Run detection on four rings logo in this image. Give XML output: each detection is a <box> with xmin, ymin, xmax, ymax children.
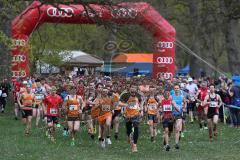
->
<box><xmin>156</xmin><ymin>57</ymin><xmax>173</xmax><ymax>64</ymax></box>
<box><xmin>13</xmin><ymin>39</ymin><xmax>26</xmax><ymax>47</ymax></box>
<box><xmin>111</xmin><ymin>8</ymin><xmax>138</xmax><ymax>19</ymax></box>
<box><xmin>157</xmin><ymin>72</ymin><xmax>173</xmax><ymax>79</ymax></box>
<box><xmin>156</xmin><ymin>41</ymin><xmax>174</xmax><ymax>49</ymax></box>
<box><xmin>12</xmin><ymin>71</ymin><xmax>26</xmax><ymax>78</ymax></box>
<box><xmin>12</xmin><ymin>55</ymin><xmax>26</xmax><ymax>62</ymax></box>
<box><xmin>47</xmin><ymin>7</ymin><xmax>74</xmax><ymax>17</ymax></box>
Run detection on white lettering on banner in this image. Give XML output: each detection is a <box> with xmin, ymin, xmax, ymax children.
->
<box><xmin>12</xmin><ymin>71</ymin><xmax>26</xmax><ymax>78</ymax></box>
<box><xmin>156</xmin><ymin>57</ymin><xmax>173</xmax><ymax>64</ymax></box>
<box><xmin>111</xmin><ymin>8</ymin><xmax>138</xmax><ymax>19</ymax></box>
<box><xmin>14</xmin><ymin>39</ymin><xmax>26</xmax><ymax>47</ymax></box>
<box><xmin>82</xmin><ymin>10</ymin><xmax>103</xmax><ymax>18</ymax></box>
<box><xmin>156</xmin><ymin>41</ymin><xmax>174</xmax><ymax>49</ymax></box>
<box><xmin>157</xmin><ymin>72</ymin><xmax>173</xmax><ymax>79</ymax></box>
<box><xmin>47</xmin><ymin>7</ymin><xmax>74</xmax><ymax>17</ymax></box>
<box><xmin>12</xmin><ymin>55</ymin><xmax>26</xmax><ymax>62</ymax></box>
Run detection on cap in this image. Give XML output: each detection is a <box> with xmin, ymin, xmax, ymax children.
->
<box><xmin>188</xmin><ymin>77</ymin><xmax>193</xmax><ymax>82</ymax></box>
<box><xmin>23</xmin><ymin>81</ymin><xmax>28</xmax><ymax>84</ymax></box>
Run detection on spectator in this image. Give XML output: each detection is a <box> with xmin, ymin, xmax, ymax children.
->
<box><xmin>229</xmin><ymin>76</ymin><xmax>240</xmax><ymax>128</ymax></box>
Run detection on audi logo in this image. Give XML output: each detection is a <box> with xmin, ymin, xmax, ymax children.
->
<box><xmin>157</xmin><ymin>72</ymin><xmax>173</xmax><ymax>79</ymax></box>
<box><xmin>13</xmin><ymin>39</ymin><xmax>26</xmax><ymax>47</ymax></box>
<box><xmin>12</xmin><ymin>70</ymin><xmax>26</xmax><ymax>78</ymax></box>
<box><xmin>156</xmin><ymin>41</ymin><xmax>174</xmax><ymax>49</ymax></box>
<box><xmin>156</xmin><ymin>57</ymin><xmax>173</xmax><ymax>64</ymax></box>
<box><xmin>12</xmin><ymin>55</ymin><xmax>26</xmax><ymax>62</ymax></box>
<box><xmin>47</xmin><ymin>7</ymin><xmax>74</xmax><ymax>17</ymax></box>
<box><xmin>111</xmin><ymin>8</ymin><xmax>138</xmax><ymax>19</ymax></box>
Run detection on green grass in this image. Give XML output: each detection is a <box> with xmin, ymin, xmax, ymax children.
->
<box><xmin>1</xmin><ymin>105</ymin><xmax>240</xmax><ymax>160</ymax></box>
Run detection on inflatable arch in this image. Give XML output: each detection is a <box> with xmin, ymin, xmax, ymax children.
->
<box><xmin>11</xmin><ymin>1</ymin><xmax>176</xmax><ymax>79</ymax></box>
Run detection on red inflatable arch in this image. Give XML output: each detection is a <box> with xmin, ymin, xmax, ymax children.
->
<box><xmin>11</xmin><ymin>1</ymin><xmax>176</xmax><ymax>79</ymax></box>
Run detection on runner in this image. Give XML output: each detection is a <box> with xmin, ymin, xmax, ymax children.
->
<box><xmin>186</xmin><ymin>77</ymin><xmax>198</xmax><ymax>123</ymax></box>
<box><xmin>13</xmin><ymin>79</ymin><xmax>22</xmax><ymax>120</ymax></box>
<box><xmin>43</xmin><ymin>86</ymin><xmax>63</xmax><ymax>143</ymax></box>
<box><xmin>145</xmin><ymin>85</ymin><xmax>159</xmax><ymax>142</ymax></box>
<box><xmin>33</xmin><ymin>81</ymin><xmax>46</xmax><ymax>127</ymax></box>
<box><xmin>84</xmin><ymin>82</ymin><xmax>96</xmax><ymax>139</ymax></box>
<box><xmin>196</xmin><ymin>81</ymin><xmax>209</xmax><ymax>130</ymax></box>
<box><xmin>18</xmin><ymin>85</ymin><xmax>35</xmax><ymax>136</ymax></box>
<box><xmin>63</xmin><ymin>86</ymin><xmax>84</xmax><ymax>146</ymax></box>
<box><xmin>94</xmin><ymin>86</ymin><xmax>114</xmax><ymax>148</ymax></box>
<box><xmin>111</xmin><ymin>82</ymin><xmax>121</xmax><ymax>140</ymax></box>
<box><xmin>171</xmin><ymin>84</ymin><xmax>187</xmax><ymax>149</ymax></box>
<box><xmin>161</xmin><ymin>91</ymin><xmax>177</xmax><ymax>151</ymax></box>
<box><xmin>204</xmin><ymin>84</ymin><xmax>222</xmax><ymax>141</ymax></box>
<box><xmin>120</xmin><ymin>84</ymin><xmax>143</xmax><ymax>152</ymax></box>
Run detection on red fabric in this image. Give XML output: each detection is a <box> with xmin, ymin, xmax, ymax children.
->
<box><xmin>44</xmin><ymin>94</ymin><xmax>63</xmax><ymax>116</ymax></box>
<box><xmin>161</xmin><ymin>99</ymin><xmax>173</xmax><ymax>119</ymax></box>
<box><xmin>11</xmin><ymin>1</ymin><xmax>176</xmax><ymax>80</ymax></box>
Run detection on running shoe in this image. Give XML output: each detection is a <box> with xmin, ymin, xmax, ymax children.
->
<box><xmin>175</xmin><ymin>144</ymin><xmax>180</xmax><ymax>150</ymax></box>
<box><xmin>71</xmin><ymin>139</ymin><xmax>75</xmax><ymax>146</ymax></box>
<box><xmin>166</xmin><ymin>145</ymin><xmax>170</xmax><ymax>151</ymax></box>
<box><xmin>181</xmin><ymin>132</ymin><xmax>185</xmax><ymax>138</ymax></box>
<box><xmin>106</xmin><ymin>138</ymin><xmax>112</xmax><ymax>145</ymax></box>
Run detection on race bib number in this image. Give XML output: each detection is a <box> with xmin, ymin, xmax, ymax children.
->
<box><xmin>35</xmin><ymin>94</ymin><xmax>44</xmax><ymax>100</ymax></box>
<box><xmin>102</xmin><ymin>105</ymin><xmax>111</xmax><ymax>112</ymax></box>
<box><xmin>69</xmin><ymin>105</ymin><xmax>78</xmax><ymax>111</ymax></box>
<box><xmin>163</xmin><ymin>104</ymin><xmax>172</xmax><ymax>112</ymax></box>
<box><xmin>210</xmin><ymin>101</ymin><xmax>218</xmax><ymax>108</ymax></box>
<box><xmin>50</xmin><ymin>108</ymin><xmax>58</xmax><ymax>114</ymax></box>
<box><xmin>128</xmin><ymin>102</ymin><xmax>138</xmax><ymax>109</ymax></box>
<box><xmin>148</xmin><ymin>104</ymin><xmax>157</xmax><ymax>110</ymax></box>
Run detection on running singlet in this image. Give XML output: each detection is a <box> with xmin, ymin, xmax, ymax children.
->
<box><xmin>125</xmin><ymin>96</ymin><xmax>140</xmax><ymax>118</ymax></box>
<box><xmin>22</xmin><ymin>93</ymin><xmax>35</xmax><ymax>109</ymax></box>
<box><xmin>44</xmin><ymin>95</ymin><xmax>62</xmax><ymax>116</ymax></box>
<box><xmin>147</xmin><ymin>97</ymin><xmax>158</xmax><ymax>115</ymax></box>
<box><xmin>198</xmin><ymin>88</ymin><xmax>208</xmax><ymax>104</ymax></box>
<box><xmin>34</xmin><ymin>88</ymin><xmax>45</xmax><ymax>105</ymax></box>
<box><xmin>66</xmin><ymin>95</ymin><xmax>81</xmax><ymax>118</ymax></box>
<box><xmin>13</xmin><ymin>82</ymin><xmax>21</xmax><ymax>100</ymax></box>
<box><xmin>172</xmin><ymin>94</ymin><xmax>184</xmax><ymax>116</ymax></box>
<box><xmin>76</xmin><ymin>85</ymin><xmax>85</xmax><ymax>97</ymax></box>
<box><xmin>161</xmin><ymin>99</ymin><xmax>173</xmax><ymax>119</ymax></box>
<box><xmin>208</xmin><ymin>94</ymin><xmax>219</xmax><ymax>113</ymax></box>
<box><xmin>99</xmin><ymin>97</ymin><xmax>113</xmax><ymax>116</ymax></box>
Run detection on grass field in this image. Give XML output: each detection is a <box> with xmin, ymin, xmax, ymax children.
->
<box><xmin>1</xmin><ymin>105</ymin><xmax>240</xmax><ymax>160</ymax></box>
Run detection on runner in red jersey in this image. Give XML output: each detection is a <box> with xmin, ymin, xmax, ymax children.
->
<box><xmin>43</xmin><ymin>86</ymin><xmax>63</xmax><ymax>143</ymax></box>
<box><xmin>76</xmin><ymin>79</ymin><xmax>85</xmax><ymax>98</ymax></box>
<box><xmin>161</xmin><ymin>91</ymin><xmax>179</xmax><ymax>151</ymax></box>
<box><xmin>196</xmin><ymin>81</ymin><xmax>209</xmax><ymax>130</ymax></box>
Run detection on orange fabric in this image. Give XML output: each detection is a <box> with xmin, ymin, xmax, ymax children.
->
<box><xmin>125</xmin><ymin>96</ymin><xmax>140</xmax><ymax>118</ymax></box>
<box><xmin>98</xmin><ymin>112</ymin><xmax>112</xmax><ymax>125</ymax></box>
<box><xmin>113</xmin><ymin>93</ymin><xmax>121</xmax><ymax>110</ymax></box>
<box><xmin>32</xmin><ymin>83</ymin><xmax>37</xmax><ymax>89</ymax></box>
<box><xmin>22</xmin><ymin>93</ymin><xmax>34</xmax><ymax>107</ymax></box>
<box><xmin>147</xmin><ymin>97</ymin><xmax>158</xmax><ymax>115</ymax></box>
<box><xmin>112</xmin><ymin>53</ymin><xmax>153</xmax><ymax>63</ymax></box>
<box><xmin>91</xmin><ymin>107</ymin><xmax>100</xmax><ymax>119</ymax></box>
<box><xmin>99</xmin><ymin>97</ymin><xmax>113</xmax><ymax>116</ymax></box>
<box><xmin>66</xmin><ymin>95</ymin><xmax>81</xmax><ymax>118</ymax></box>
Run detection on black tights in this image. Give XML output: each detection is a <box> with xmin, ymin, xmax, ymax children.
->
<box><xmin>126</xmin><ymin>121</ymin><xmax>139</xmax><ymax>144</ymax></box>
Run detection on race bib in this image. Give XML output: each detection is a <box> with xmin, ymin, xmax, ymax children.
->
<box><xmin>50</xmin><ymin>108</ymin><xmax>58</xmax><ymax>114</ymax></box>
<box><xmin>163</xmin><ymin>104</ymin><xmax>172</xmax><ymax>112</ymax></box>
<box><xmin>69</xmin><ymin>105</ymin><xmax>78</xmax><ymax>111</ymax></box>
<box><xmin>102</xmin><ymin>105</ymin><xmax>111</xmax><ymax>112</ymax></box>
<box><xmin>35</xmin><ymin>94</ymin><xmax>44</xmax><ymax>100</ymax></box>
<box><xmin>210</xmin><ymin>101</ymin><xmax>218</xmax><ymax>108</ymax></box>
<box><xmin>148</xmin><ymin>104</ymin><xmax>157</xmax><ymax>110</ymax></box>
<box><xmin>128</xmin><ymin>102</ymin><xmax>138</xmax><ymax>109</ymax></box>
